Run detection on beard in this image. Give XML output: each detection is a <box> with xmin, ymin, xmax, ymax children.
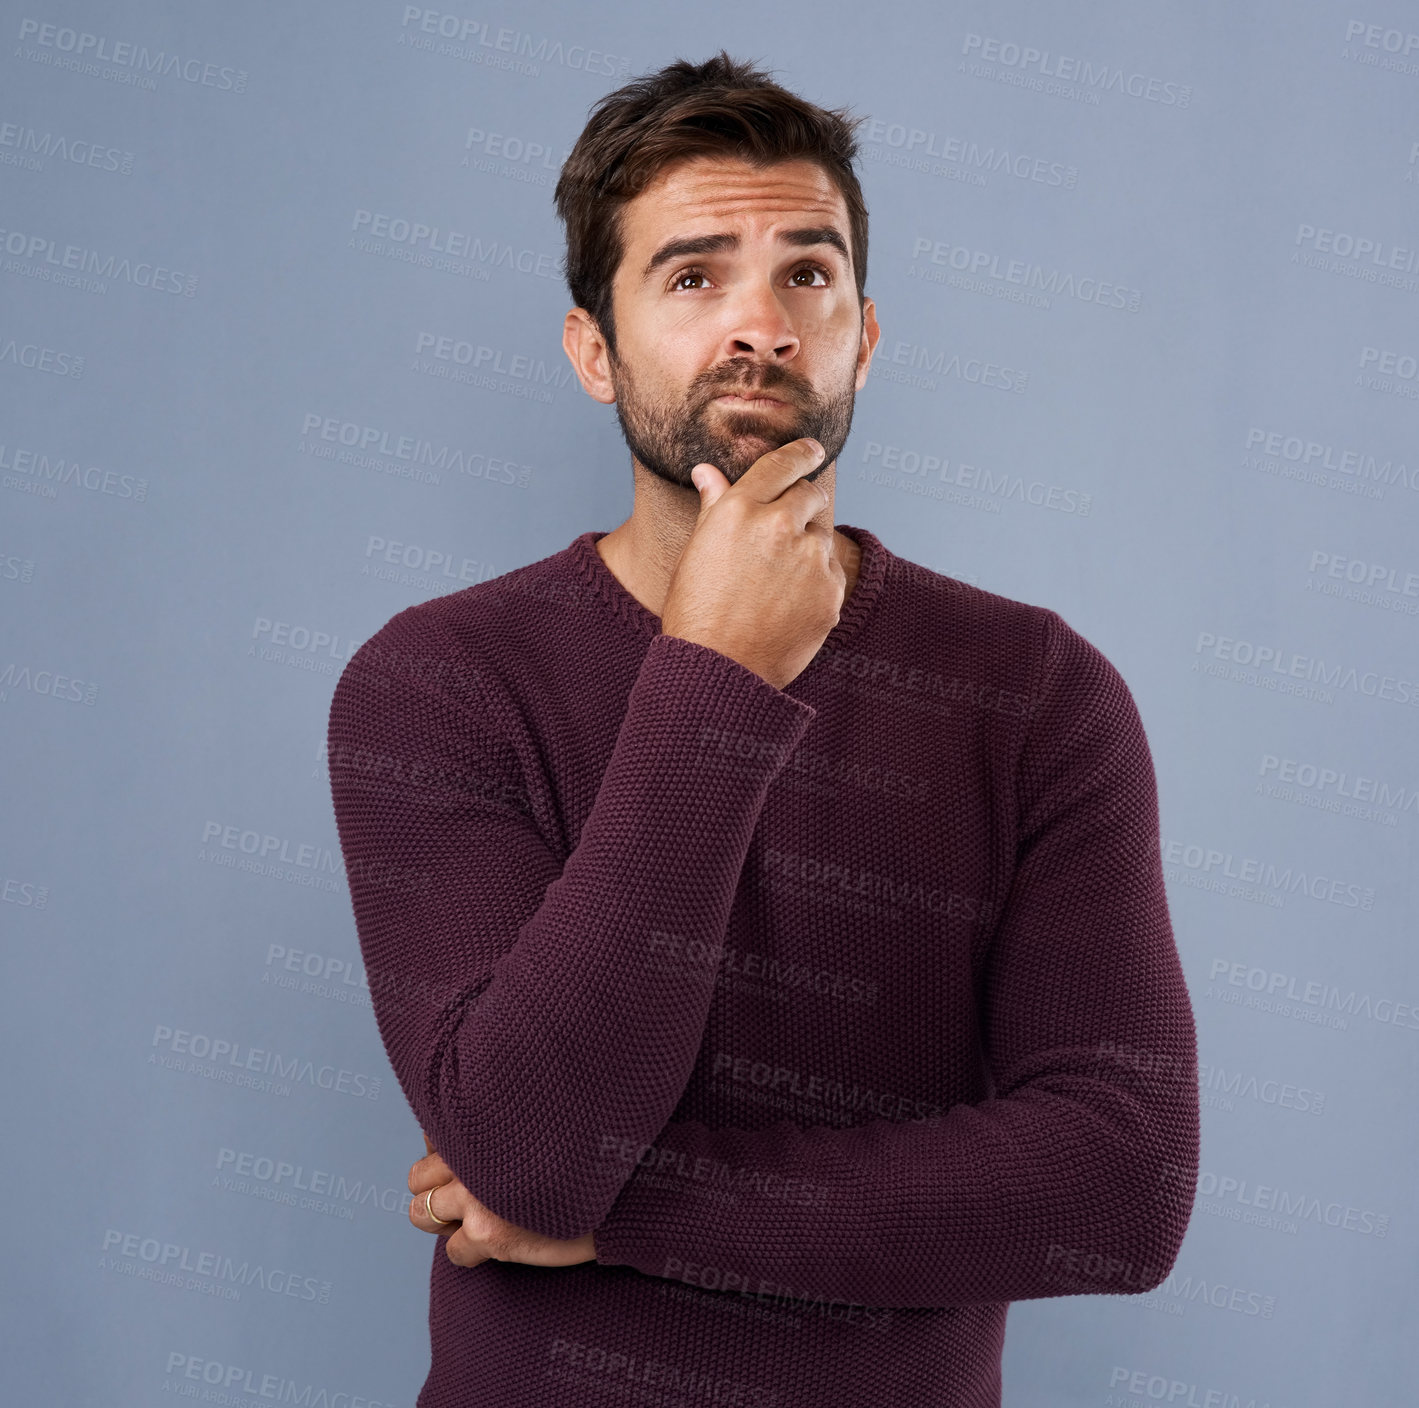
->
<box><xmin>609</xmin><ymin>348</ymin><xmax>858</xmax><ymax>490</ymax></box>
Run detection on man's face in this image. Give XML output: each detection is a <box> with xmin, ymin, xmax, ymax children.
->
<box><xmin>602</xmin><ymin>155</ymin><xmax>876</xmax><ymax>488</ymax></box>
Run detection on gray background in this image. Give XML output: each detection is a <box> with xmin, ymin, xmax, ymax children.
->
<box><xmin>3</xmin><ymin>2</ymin><xmax>1416</xmax><ymax>1404</ymax></box>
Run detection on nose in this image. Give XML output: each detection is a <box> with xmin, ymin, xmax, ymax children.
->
<box><xmin>719</xmin><ymin>278</ymin><xmax>800</xmax><ymax>362</ymax></box>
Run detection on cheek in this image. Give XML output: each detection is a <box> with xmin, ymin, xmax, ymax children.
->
<box><xmin>800</xmin><ymin>320</ymin><xmax>863</xmax><ymax>379</ymax></box>
<box><xmin>799</xmin><ymin>300</ymin><xmax>859</xmax><ymax>346</ymax></box>
<box><xmin>625</xmin><ymin>318</ymin><xmax>711</xmax><ymax>389</ymax></box>
<box><xmin>615</xmin><ymin>356</ymin><xmax>678</xmax><ymax>412</ymax></box>
<box><xmin>658</xmin><ymin>303</ymin><xmax>722</xmax><ymax>350</ymax></box>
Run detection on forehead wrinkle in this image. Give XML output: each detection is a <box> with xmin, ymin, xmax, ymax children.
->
<box><xmin>643</xmin><ymin>159</ymin><xmax>846</xmax><ymax>223</ymax></box>
<box><xmin>643</xmin><ymin>196</ymin><xmax>848</xmax><ymax>251</ymax></box>
<box><xmin>661</xmin><ymin>186</ymin><xmax>843</xmax><ymax>219</ymax></box>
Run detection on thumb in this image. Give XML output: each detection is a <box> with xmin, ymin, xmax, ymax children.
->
<box><xmin>689</xmin><ymin>462</ymin><xmax>727</xmax><ymax>507</ymax></box>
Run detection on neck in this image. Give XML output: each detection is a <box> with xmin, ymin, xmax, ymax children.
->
<box><xmin>594</xmin><ymin>457</ymin><xmax>861</xmax><ymax>622</ymax></box>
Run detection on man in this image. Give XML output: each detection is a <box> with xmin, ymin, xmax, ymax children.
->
<box><xmin>327</xmin><ymin>52</ymin><xmax>1200</xmax><ymax>1408</ymax></box>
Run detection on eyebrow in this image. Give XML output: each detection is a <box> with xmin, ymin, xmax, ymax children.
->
<box><xmin>640</xmin><ymin>226</ymin><xmax>851</xmax><ymax>283</ymax></box>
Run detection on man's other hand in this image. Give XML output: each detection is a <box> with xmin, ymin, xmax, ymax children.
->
<box><xmin>408</xmin><ymin>1136</ymin><xmax>597</xmax><ymax>1269</ymax></box>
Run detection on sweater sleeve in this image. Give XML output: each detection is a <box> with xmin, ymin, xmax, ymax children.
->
<box><xmin>326</xmin><ymin>611</ymin><xmax>818</xmax><ymax>1242</ymax></box>
<box><xmin>590</xmin><ymin>608</ymin><xmax>1201</xmax><ymax>1309</ymax></box>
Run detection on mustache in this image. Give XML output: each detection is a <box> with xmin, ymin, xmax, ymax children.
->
<box><xmin>688</xmin><ymin>360</ymin><xmax>818</xmax><ymax>408</ymax></box>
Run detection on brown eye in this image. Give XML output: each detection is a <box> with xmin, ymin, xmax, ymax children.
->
<box><xmin>673</xmin><ymin>270</ymin><xmax>707</xmax><ymax>290</ymax></box>
<box><xmin>789</xmin><ymin>264</ymin><xmax>829</xmax><ymax>287</ymax></box>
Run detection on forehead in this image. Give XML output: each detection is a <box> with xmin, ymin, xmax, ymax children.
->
<box><xmin>620</xmin><ymin>155</ymin><xmax>849</xmax><ymax>247</ymax></box>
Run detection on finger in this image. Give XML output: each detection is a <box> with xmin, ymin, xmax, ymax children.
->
<box><xmin>734</xmin><ymin>437</ymin><xmax>826</xmax><ymax>505</ymax></box>
<box><xmin>408</xmin><ymin>1151</ymin><xmax>455</xmax><ymax>1195</ymax></box>
<box><xmin>444</xmin><ymin>1225</ymin><xmax>491</xmax><ymax>1269</ymax></box>
<box><xmin>423</xmin><ymin>1132</ymin><xmax>434</xmax><ymax>1156</ymax></box>
<box><xmin>774</xmin><ymin>471</ymin><xmax>833</xmax><ymax>529</ymax></box>
<box><xmin>417</xmin><ymin>1153</ymin><xmax>455</xmax><ymax>1188</ymax></box>
<box><xmin>409</xmin><ymin>1182</ymin><xmax>462</xmax><ymax>1234</ymax></box>
<box><xmin>689</xmin><ymin>461</ymin><xmax>732</xmax><ymax>506</ymax></box>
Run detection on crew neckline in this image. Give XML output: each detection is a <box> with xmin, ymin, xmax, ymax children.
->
<box><xmin>569</xmin><ymin>521</ymin><xmax>890</xmax><ymax>659</ymax></box>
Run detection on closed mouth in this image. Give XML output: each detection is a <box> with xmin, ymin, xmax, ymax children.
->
<box><xmin>714</xmin><ymin>392</ymin><xmax>789</xmax><ymax>408</ymax></box>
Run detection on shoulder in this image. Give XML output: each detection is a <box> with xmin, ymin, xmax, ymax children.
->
<box><xmin>335</xmin><ymin>537</ymin><xmax>589</xmax><ymax>708</ymax></box>
<box><xmin>879</xmin><ymin>548</ymin><xmax>1065</xmax><ymax>698</ymax></box>
<box><xmin>326</xmin><ymin>591</ymin><xmax>534</xmax><ymax>822</ymax></box>
<box><xmin>879</xmin><ymin>545</ymin><xmax>1144</xmax><ymax>772</ymax></box>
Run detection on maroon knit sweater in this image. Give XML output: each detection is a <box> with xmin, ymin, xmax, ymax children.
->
<box><xmin>326</xmin><ymin>523</ymin><xmax>1200</xmax><ymax>1408</ymax></box>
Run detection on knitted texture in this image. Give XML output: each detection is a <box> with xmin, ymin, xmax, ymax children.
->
<box><xmin>326</xmin><ymin>523</ymin><xmax>1200</xmax><ymax>1408</ymax></box>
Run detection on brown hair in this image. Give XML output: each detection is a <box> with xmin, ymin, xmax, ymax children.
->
<box><xmin>554</xmin><ymin>51</ymin><xmax>869</xmax><ymax>357</ymax></box>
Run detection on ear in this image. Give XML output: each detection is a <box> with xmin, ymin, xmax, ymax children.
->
<box><xmin>562</xmin><ymin>307</ymin><xmax>617</xmax><ymax>404</ymax></box>
<box><xmin>854</xmin><ymin>295</ymin><xmax>881</xmax><ymax>392</ymax></box>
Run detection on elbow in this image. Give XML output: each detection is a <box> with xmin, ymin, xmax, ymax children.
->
<box><xmin>426</xmin><ymin>1107</ymin><xmax>637</xmax><ymax>1244</ymax></box>
<box><xmin>1050</xmin><ymin>1132</ymin><xmax>1198</xmax><ymax>1299</ymax></box>
<box><xmin>1038</xmin><ymin>1078</ymin><xmax>1200</xmax><ymax>1300</ymax></box>
<box><xmin>1045</xmin><ymin>1175</ymin><xmax>1193</xmax><ymax>1299</ymax></box>
<box><xmin>1111</xmin><ymin>1141</ymin><xmax>1199</xmax><ymax>1294</ymax></box>
<box><xmin>1145</xmin><ymin>1147</ymin><xmax>1199</xmax><ymax>1286</ymax></box>
<box><xmin>1111</xmin><ymin>1067</ymin><xmax>1201</xmax><ymax>1293</ymax></box>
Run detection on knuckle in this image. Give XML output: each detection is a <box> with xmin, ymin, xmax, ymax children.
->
<box><xmin>762</xmin><ymin>513</ymin><xmax>798</xmax><ymax>546</ymax></box>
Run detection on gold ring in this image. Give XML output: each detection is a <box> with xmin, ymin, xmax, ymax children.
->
<box><xmin>425</xmin><ymin>1184</ymin><xmax>455</xmax><ymax>1226</ymax></box>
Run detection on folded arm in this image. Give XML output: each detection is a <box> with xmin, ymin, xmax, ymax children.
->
<box><xmin>327</xmin><ymin>610</ymin><xmax>818</xmax><ymax>1241</ymax></box>
<box><xmin>590</xmin><ymin>611</ymin><xmax>1201</xmax><ymax>1309</ymax></box>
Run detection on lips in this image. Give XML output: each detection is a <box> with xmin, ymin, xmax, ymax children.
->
<box><xmin>714</xmin><ymin>392</ymin><xmax>790</xmax><ymax>408</ymax></box>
